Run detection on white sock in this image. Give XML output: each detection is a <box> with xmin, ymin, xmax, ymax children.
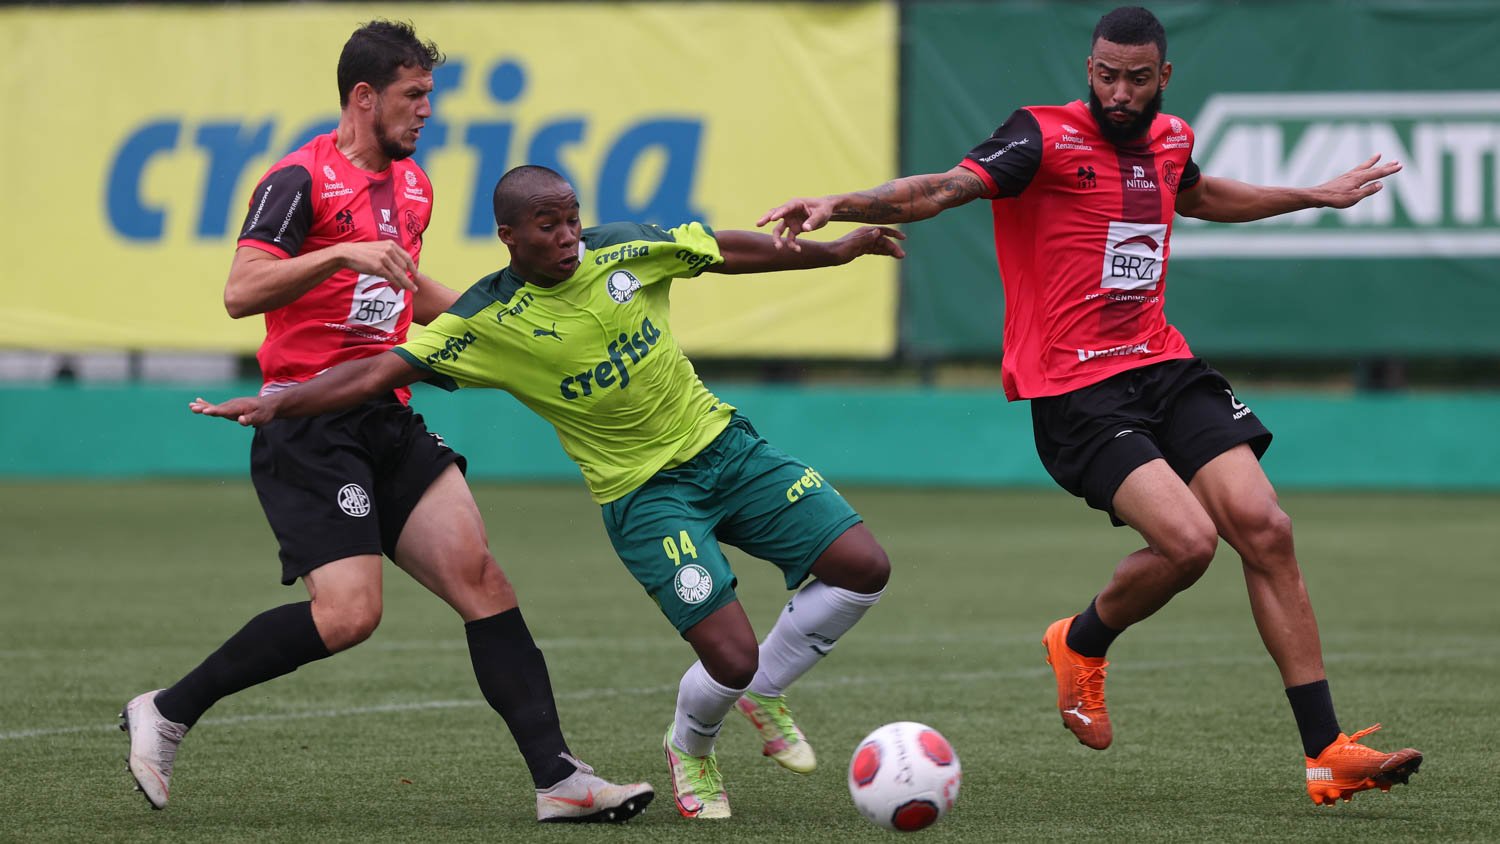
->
<box><xmin>749</xmin><ymin>580</ymin><xmax>884</xmax><ymax>698</ymax></box>
<box><xmin>671</xmin><ymin>660</ymin><xmax>746</xmax><ymax>757</ymax></box>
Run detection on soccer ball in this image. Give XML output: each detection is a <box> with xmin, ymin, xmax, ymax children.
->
<box><xmin>848</xmin><ymin>721</ymin><xmax>961</xmax><ymax>832</ymax></box>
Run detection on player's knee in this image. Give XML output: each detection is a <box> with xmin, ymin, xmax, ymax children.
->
<box><xmin>473</xmin><ymin>553</ymin><xmax>517</xmax><ymax>600</ymax></box>
<box><xmin>703</xmin><ymin>647</ymin><xmax>758</xmax><ymax>690</ymax></box>
<box><xmin>316</xmin><ymin>598</ymin><xmax>383</xmax><ymax>652</ymax></box>
<box><xmin>1239</xmin><ymin>504</ymin><xmax>1295</xmax><ymax>569</ymax></box>
<box><xmin>847</xmin><ymin>544</ymin><xmax>891</xmax><ymax>594</ymax></box>
<box><xmin>1162</xmin><ymin>528</ymin><xmax>1217</xmax><ymax>585</ymax></box>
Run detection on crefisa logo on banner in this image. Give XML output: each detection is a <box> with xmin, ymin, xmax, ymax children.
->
<box><xmin>1176</xmin><ymin>91</ymin><xmax>1500</xmax><ymax>258</ymax></box>
<box><xmin>106</xmin><ymin>58</ymin><xmax>706</xmax><ymax>243</ymax></box>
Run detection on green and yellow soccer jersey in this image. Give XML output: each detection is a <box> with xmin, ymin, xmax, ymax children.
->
<box><xmin>395</xmin><ymin>222</ymin><xmax>735</xmax><ymax>503</ymax></box>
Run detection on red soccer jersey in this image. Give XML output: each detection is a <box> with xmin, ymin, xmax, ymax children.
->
<box><xmin>959</xmin><ymin>100</ymin><xmax>1201</xmax><ymax>400</ymax></box>
<box><xmin>236</xmin><ymin>130</ymin><xmax>433</xmax><ymax>401</ymax></box>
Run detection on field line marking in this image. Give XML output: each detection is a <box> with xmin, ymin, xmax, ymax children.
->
<box><xmin>2</xmin><ymin>647</ymin><xmax>1484</xmax><ymax>742</ymax></box>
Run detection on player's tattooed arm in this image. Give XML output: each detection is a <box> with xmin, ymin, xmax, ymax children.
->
<box><xmin>832</xmin><ymin>168</ymin><xmax>988</xmax><ymax>223</ymax></box>
<box><xmin>757</xmin><ymin>166</ymin><xmax>985</xmax><ymax>250</ymax></box>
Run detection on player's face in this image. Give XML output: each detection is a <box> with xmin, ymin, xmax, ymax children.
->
<box><xmin>501</xmin><ymin>186</ymin><xmax>583</xmax><ymax>286</ymax></box>
<box><xmin>1086</xmin><ymin>39</ymin><xmax>1170</xmax><ymax>144</ymax></box>
<box><xmin>372</xmin><ymin>65</ymin><xmax>435</xmax><ymax>162</ymax></box>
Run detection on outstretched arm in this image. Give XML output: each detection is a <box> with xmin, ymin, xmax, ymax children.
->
<box><xmin>1176</xmin><ymin>154</ymin><xmax>1401</xmax><ymax>223</ymax></box>
<box><xmin>708</xmin><ymin>227</ymin><xmax>906</xmax><ymax>275</ymax></box>
<box><xmin>190</xmin><ymin>351</ymin><xmax>423</xmax><ymax>427</ymax></box>
<box><xmin>756</xmin><ymin>165</ymin><xmax>988</xmax><ymax>250</ymax></box>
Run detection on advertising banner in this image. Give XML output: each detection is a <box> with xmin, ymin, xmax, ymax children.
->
<box><xmin>2</xmin><ymin>3</ymin><xmax>897</xmax><ymax>356</ymax></box>
<box><xmin>902</xmin><ymin>1</ymin><xmax>1500</xmax><ymax>357</ymax></box>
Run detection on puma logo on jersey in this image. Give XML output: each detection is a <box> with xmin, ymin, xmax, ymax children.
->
<box><xmin>533</xmin><ymin>323</ymin><xmax>562</xmax><ymax>341</ymax></box>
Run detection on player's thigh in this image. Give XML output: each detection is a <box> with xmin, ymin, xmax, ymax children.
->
<box><xmin>714</xmin><ymin>427</ymin><xmax>862</xmax><ymax>590</ymax></box>
<box><xmin>601</xmin><ymin>482</ymin><xmax>737</xmax><ymax>637</ymax></box>
<box><xmin>1030</xmin><ymin>372</ymin><xmax>1162</xmax><ymax>526</ymax></box>
<box><xmin>251</xmin><ymin>412</ymin><xmax>386</xmax><ymax>586</ymax></box>
<box><xmin>1112</xmin><ymin>458</ymin><xmax>1218</xmax><ymax>560</ymax></box>
<box><xmin>1187</xmin><ymin>444</ymin><xmax>1288</xmax><ymax>552</ymax></box>
<box><xmin>391</xmin><ymin>463</ymin><xmax>514</xmax><ymax>620</ymax></box>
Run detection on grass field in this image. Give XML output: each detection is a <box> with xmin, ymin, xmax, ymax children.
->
<box><xmin>3</xmin><ymin>480</ymin><xmax>1497</xmax><ymax>842</ymax></box>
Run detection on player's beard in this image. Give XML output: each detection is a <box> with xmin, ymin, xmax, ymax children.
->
<box><xmin>372</xmin><ymin>100</ymin><xmax>416</xmax><ymax>162</ymax></box>
<box><xmin>375</xmin><ymin>122</ymin><xmax>416</xmax><ymax>162</ymax></box>
<box><xmin>1088</xmin><ymin>87</ymin><xmax>1163</xmax><ymax>146</ymax></box>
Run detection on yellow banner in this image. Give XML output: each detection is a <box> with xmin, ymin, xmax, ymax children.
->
<box><xmin>1</xmin><ymin>3</ymin><xmax>896</xmax><ymax>357</ymax></box>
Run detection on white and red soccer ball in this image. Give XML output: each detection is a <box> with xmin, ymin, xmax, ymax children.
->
<box><xmin>848</xmin><ymin>721</ymin><xmax>962</xmax><ymax>832</ymax></box>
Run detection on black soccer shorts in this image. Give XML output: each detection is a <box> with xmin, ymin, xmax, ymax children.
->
<box><xmin>250</xmin><ymin>394</ymin><xmax>465</xmax><ymax>584</ymax></box>
<box><xmin>1030</xmin><ymin>357</ymin><xmax>1272</xmax><ymax>526</ymax></box>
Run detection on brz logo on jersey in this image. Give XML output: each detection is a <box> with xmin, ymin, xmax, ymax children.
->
<box><xmin>673</xmin><ymin>564</ymin><xmax>714</xmax><ymax>605</ymax></box>
<box><xmin>1101</xmin><ymin>221</ymin><xmax>1167</xmax><ymax>290</ymax></box>
<box><xmin>607</xmin><ymin>270</ymin><xmax>641</xmax><ymax>303</ymax></box>
<box><xmin>337</xmin><ymin>483</ymin><xmax>371</xmax><ymax>517</ymax></box>
<box><xmin>323</xmin><ymin>165</ymin><xmax>337</xmax><ymax>181</ymax></box>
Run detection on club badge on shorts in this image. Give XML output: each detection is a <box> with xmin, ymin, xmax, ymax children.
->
<box><xmin>337</xmin><ymin>483</ymin><xmax>371</xmax><ymax>517</ymax></box>
<box><xmin>673</xmin><ymin>564</ymin><xmax>713</xmax><ymax>604</ymax></box>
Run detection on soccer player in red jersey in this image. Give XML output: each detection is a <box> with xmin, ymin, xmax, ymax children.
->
<box><xmin>120</xmin><ymin>21</ymin><xmax>652</xmax><ymax>823</ymax></box>
<box><xmin>758</xmin><ymin>5</ymin><xmax>1421</xmax><ymax>804</ymax></box>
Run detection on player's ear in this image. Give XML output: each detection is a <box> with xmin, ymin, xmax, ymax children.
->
<box><xmin>349</xmin><ymin>81</ymin><xmax>377</xmax><ymax>111</ymax></box>
<box><xmin>496</xmin><ymin>224</ymin><xmax>514</xmax><ymax>247</ymax></box>
<box><xmin>1159</xmin><ymin>60</ymin><xmax>1172</xmax><ymax>90</ymax></box>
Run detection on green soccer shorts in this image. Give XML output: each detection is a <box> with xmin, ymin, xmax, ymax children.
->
<box><xmin>600</xmin><ymin>415</ymin><xmax>863</xmax><ymax>635</ymax></box>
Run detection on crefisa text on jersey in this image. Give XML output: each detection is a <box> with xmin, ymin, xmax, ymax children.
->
<box><xmin>559</xmin><ymin>318</ymin><xmax>662</xmax><ymax>400</ymax></box>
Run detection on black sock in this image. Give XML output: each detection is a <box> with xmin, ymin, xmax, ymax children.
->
<box><xmin>1064</xmin><ymin>598</ymin><xmax>1122</xmax><ymax>658</ymax></box>
<box><xmin>1286</xmin><ymin>679</ymin><xmax>1342</xmax><ymax>758</ymax></box>
<box><xmin>154</xmin><ymin>602</ymin><xmax>332</xmax><ymax>728</ymax></box>
<box><xmin>465</xmin><ymin>608</ymin><xmax>574</xmax><ymax>789</ymax></box>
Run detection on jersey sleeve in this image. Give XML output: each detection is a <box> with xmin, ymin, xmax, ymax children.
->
<box><xmin>237</xmin><ymin>165</ymin><xmax>314</xmax><ymax>259</ymax></box>
<box><xmin>392</xmin><ymin>312</ymin><xmax>492</xmax><ymax>392</ymax></box>
<box><xmin>664</xmin><ymin>221</ymin><xmax>723</xmax><ymax>279</ymax></box>
<box><xmin>961</xmin><ymin>109</ymin><xmax>1043</xmax><ymax>199</ymax></box>
<box><xmin>1179</xmin><ymin>156</ymin><xmax>1203</xmax><ymax>192</ymax></box>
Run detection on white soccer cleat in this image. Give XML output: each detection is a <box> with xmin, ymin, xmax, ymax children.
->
<box><xmin>120</xmin><ymin>690</ymin><xmax>188</xmax><ymax>810</ymax></box>
<box><xmin>535</xmin><ymin>753</ymin><xmax>654</xmax><ymax>823</ymax></box>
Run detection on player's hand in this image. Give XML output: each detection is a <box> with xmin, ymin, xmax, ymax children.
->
<box><xmin>1315</xmin><ymin>154</ymin><xmax>1402</xmax><ymax>209</ymax></box>
<box><xmin>190</xmin><ymin>396</ymin><xmax>274</xmax><ymax>427</ymax></box>
<box><xmin>756</xmin><ymin>197</ymin><xmax>837</xmax><ymax>252</ymax></box>
<box><xmin>336</xmin><ymin>241</ymin><xmax>433</xmax><ymax>293</ymax></box>
<box><xmin>832</xmin><ymin>226</ymin><xmax>907</xmax><ymax>263</ymax></box>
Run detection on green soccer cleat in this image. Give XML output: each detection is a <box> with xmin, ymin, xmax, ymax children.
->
<box><xmin>735</xmin><ymin>691</ymin><xmax>816</xmax><ymax>774</ymax></box>
<box><xmin>663</xmin><ymin>727</ymin><xmax>731</xmax><ymax>819</ymax></box>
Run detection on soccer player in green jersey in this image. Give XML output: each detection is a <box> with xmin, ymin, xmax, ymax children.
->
<box><xmin>192</xmin><ymin>165</ymin><xmax>907</xmax><ymax>820</ymax></box>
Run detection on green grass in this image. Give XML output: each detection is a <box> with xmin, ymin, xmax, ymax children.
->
<box><xmin>2</xmin><ymin>481</ymin><xmax>1498</xmax><ymax>842</ymax></box>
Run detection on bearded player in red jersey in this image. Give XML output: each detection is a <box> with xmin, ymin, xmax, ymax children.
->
<box><xmin>120</xmin><ymin>20</ymin><xmax>652</xmax><ymax>823</ymax></box>
<box><xmin>758</xmin><ymin>6</ymin><xmax>1421</xmax><ymax>806</ymax></box>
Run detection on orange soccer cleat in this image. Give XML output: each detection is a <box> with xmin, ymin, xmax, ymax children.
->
<box><xmin>1305</xmin><ymin>724</ymin><xmax>1422</xmax><ymax>806</ymax></box>
<box><xmin>1042</xmin><ymin>616</ymin><xmax>1112</xmax><ymax>750</ymax></box>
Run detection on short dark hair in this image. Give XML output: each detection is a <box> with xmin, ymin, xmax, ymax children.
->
<box><xmin>492</xmin><ymin>165</ymin><xmax>571</xmax><ymax>227</ymax></box>
<box><xmin>1092</xmin><ymin>6</ymin><xmax>1167</xmax><ymax>61</ymax></box>
<box><xmin>337</xmin><ymin>20</ymin><xmax>444</xmax><ymax>107</ymax></box>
